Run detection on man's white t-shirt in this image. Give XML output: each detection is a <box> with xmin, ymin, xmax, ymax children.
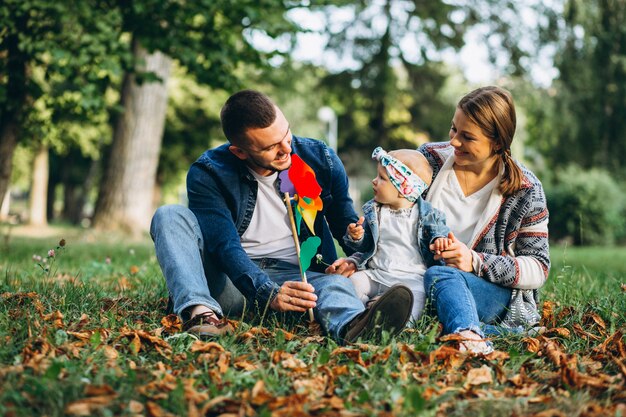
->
<box><xmin>240</xmin><ymin>169</ymin><xmax>298</xmax><ymax>265</ymax></box>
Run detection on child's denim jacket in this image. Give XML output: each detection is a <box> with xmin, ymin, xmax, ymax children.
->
<box><xmin>344</xmin><ymin>198</ymin><xmax>450</xmax><ymax>269</ymax></box>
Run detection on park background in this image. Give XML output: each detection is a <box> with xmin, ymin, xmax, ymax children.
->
<box><xmin>1</xmin><ymin>1</ymin><xmax>625</xmax><ymax>416</ymax></box>
<box><xmin>1</xmin><ymin>0</ymin><xmax>625</xmax><ymax>244</ymax></box>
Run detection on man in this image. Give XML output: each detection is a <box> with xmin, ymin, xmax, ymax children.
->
<box><xmin>150</xmin><ymin>90</ymin><xmax>412</xmax><ymax>343</ymax></box>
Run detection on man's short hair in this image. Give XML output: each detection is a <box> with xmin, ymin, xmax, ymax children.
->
<box><xmin>220</xmin><ymin>90</ymin><xmax>277</xmax><ymax>145</ymax></box>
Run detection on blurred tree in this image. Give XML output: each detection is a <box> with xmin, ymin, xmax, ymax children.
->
<box><xmin>92</xmin><ymin>0</ymin><xmax>304</xmax><ymax>234</ymax></box>
<box><xmin>525</xmin><ymin>0</ymin><xmax>626</xmax><ymax>175</ymax></box>
<box><xmin>307</xmin><ymin>0</ymin><xmax>471</xmax><ymax>174</ymax></box>
<box><xmin>0</xmin><ymin>0</ymin><xmax>123</xmax><ymax>222</ymax></box>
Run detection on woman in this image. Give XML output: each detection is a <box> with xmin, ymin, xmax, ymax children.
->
<box><xmin>419</xmin><ymin>86</ymin><xmax>550</xmax><ymax>353</ymax></box>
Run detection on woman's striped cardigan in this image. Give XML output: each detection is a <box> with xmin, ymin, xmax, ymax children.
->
<box><xmin>419</xmin><ymin>142</ymin><xmax>550</xmax><ymax>328</ymax></box>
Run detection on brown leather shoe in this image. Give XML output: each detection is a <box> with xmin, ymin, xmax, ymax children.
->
<box><xmin>182</xmin><ymin>311</ymin><xmax>234</xmax><ymax>338</ymax></box>
<box><xmin>344</xmin><ymin>284</ymin><xmax>413</xmax><ymax>344</ymax></box>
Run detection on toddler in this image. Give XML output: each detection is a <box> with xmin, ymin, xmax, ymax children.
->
<box><xmin>344</xmin><ymin>147</ymin><xmax>451</xmax><ymax>321</ymax></box>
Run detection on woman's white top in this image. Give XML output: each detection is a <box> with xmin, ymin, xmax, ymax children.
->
<box><xmin>438</xmin><ymin>170</ymin><xmax>498</xmax><ymax>246</ymax></box>
<box><xmin>364</xmin><ymin>204</ymin><xmax>426</xmax><ymax>293</ymax></box>
<box><xmin>426</xmin><ymin>154</ymin><xmax>504</xmax><ymax>249</ymax></box>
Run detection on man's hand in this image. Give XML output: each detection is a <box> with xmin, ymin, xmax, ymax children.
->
<box><xmin>432</xmin><ymin>232</ymin><xmax>473</xmax><ymax>272</ymax></box>
<box><xmin>325</xmin><ymin>257</ymin><xmax>357</xmax><ymax>277</ymax></box>
<box><xmin>269</xmin><ymin>281</ymin><xmax>317</xmax><ymax>312</ymax></box>
<box><xmin>347</xmin><ymin>216</ymin><xmax>365</xmax><ymax>240</ymax></box>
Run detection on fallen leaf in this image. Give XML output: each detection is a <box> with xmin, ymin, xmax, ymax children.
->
<box><xmin>523</xmin><ymin>337</ymin><xmax>541</xmax><ymax>353</ymax></box>
<box><xmin>331</xmin><ymin>347</ymin><xmax>366</xmax><ymax>367</ymax></box>
<box><xmin>129</xmin><ymin>265</ymin><xmax>140</xmax><ymax>275</ymax></box>
<box><xmin>541</xmin><ymin>300</ymin><xmax>556</xmax><ymax>328</ymax></box>
<box><xmin>583</xmin><ymin>312</ymin><xmax>607</xmax><ymax>333</ymax></box>
<box><xmin>190</xmin><ymin>340</ymin><xmax>224</xmax><ymax>354</ymax></box>
<box><xmin>160</xmin><ymin>314</ymin><xmax>182</xmax><ymax>334</ymax></box>
<box><xmin>464</xmin><ymin>365</ymin><xmax>493</xmax><ymax>388</ymax></box>
<box><xmin>128</xmin><ymin>400</ymin><xmax>144</xmax><ymax>413</ymax></box>
<box><xmin>250</xmin><ymin>380</ymin><xmax>273</xmax><ymax>405</ymax></box>
<box><xmin>545</xmin><ymin>327</ymin><xmax>571</xmax><ymax>338</ymax></box>
<box><xmin>572</xmin><ymin>323</ymin><xmax>602</xmax><ymax>341</ymax></box>
<box><xmin>146</xmin><ymin>400</ymin><xmax>176</xmax><ymax>417</ymax></box>
<box><xmin>65</xmin><ymin>395</ymin><xmax>117</xmax><ymax>416</ymax></box>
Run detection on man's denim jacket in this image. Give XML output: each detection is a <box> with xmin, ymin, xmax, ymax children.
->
<box><xmin>344</xmin><ymin>198</ymin><xmax>449</xmax><ymax>269</ymax></box>
<box><xmin>187</xmin><ymin>136</ymin><xmax>359</xmax><ymax>308</ymax></box>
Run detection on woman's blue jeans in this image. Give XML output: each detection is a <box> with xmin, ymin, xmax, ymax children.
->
<box><xmin>150</xmin><ymin>205</ymin><xmax>364</xmax><ymax>341</ymax></box>
<box><xmin>424</xmin><ymin>265</ymin><xmax>513</xmax><ymax>337</ymax></box>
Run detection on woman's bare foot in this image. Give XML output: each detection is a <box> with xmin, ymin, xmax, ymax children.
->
<box><xmin>457</xmin><ymin>330</ymin><xmax>493</xmax><ymax>354</ymax></box>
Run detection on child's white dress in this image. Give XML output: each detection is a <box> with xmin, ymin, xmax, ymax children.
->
<box><xmin>350</xmin><ymin>204</ymin><xmax>427</xmax><ymax>321</ymax></box>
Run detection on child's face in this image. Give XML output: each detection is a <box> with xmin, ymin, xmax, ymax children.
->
<box><xmin>372</xmin><ymin>163</ymin><xmax>405</xmax><ymax>207</ymax></box>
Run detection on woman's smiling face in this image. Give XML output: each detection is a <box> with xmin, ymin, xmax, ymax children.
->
<box><xmin>449</xmin><ymin>108</ymin><xmax>499</xmax><ymax>170</ymax></box>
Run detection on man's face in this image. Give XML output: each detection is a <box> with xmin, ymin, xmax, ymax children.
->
<box><xmin>229</xmin><ymin>107</ymin><xmax>292</xmax><ymax>176</ymax></box>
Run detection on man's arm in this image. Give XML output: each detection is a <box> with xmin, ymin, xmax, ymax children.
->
<box><xmin>186</xmin><ymin>163</ymin><xmax>281</xmax><ymax>309</ymax></box>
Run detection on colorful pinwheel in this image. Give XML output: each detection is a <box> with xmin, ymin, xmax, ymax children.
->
<box><xmin>279</xmin><ymin>154</ymin><xmax>324</xmax><ymax>321</ymax></box>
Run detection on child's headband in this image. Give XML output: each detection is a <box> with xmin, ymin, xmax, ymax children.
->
<box><xmin>371</xmin><ymin>147</ymin><xmax>428</xmax><ymax>202</ymax></box>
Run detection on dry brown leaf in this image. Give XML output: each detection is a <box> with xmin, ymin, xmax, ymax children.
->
<box><xmin>216</xmin><ymin>352</ymin><xmax>230</xmax><ymax>374</ymax></box>
<box><xmin>331</xmin><ymin>347</ymin><xmax>366</xmax><ymax>367</ymax></box>
<box><xmin>190</xmin><ymin>340</ymin><xmax>224</xmax><ymax>353</ymax></box>
<box><xmin>117</xmin><ymin>276</ymin><xmax>131</xmax><ymax>291</ymax></box>
<box><xmin>129</xmin><ymin>265</ymin><xmax>140</xmax><ymax>275</ymax></box>
<box><xmin>545</xmin><ymin>327</ymin><xmax>571</xmax><ymax>338</ymax></box>
<box><xmin>251</xmin><ymin>380</ymin><xmax>273</xmax><ymax>405</ymax></box>
<box><xmin>146</xmin><ymin>400</ymin><xmax>176</xmax><ymax>417</ymax></box>
<box><xmin>541</xmin><ymin>300</ymin><xmax>556</xmax><ymax>328</ymax></box>
<box><xmin>128</xmin><ymin>400</ymin><xmax>144</xmax><ymax>413</ymax></box>
<box><xmin>583</xmin><ymin>312</ymin><xmax>607</xmax><ymax>334</ymax></box>
<box><xmin>429</xmin><ymin>345</ymin><xmax>466</xmax><ymax>370</ymax></box>
<box><xmin>42</xmin><ymin>310</ymin><xmax>64</xmax><ymax>328</ymax></box>
<box><xmin>544</xmin><ymin>338</ymin><xmax>566</xmax><ymax>367</ymax></box>
<box><xmin>84</xmin><ymin>384</ymin><xmax>116</xmax><ymax>396</ymax></box>
<box><xmin>65</xmin><ymin>395</ymin><xmax>117</xmax><ymax>416</ymax></box>
<box><xmin>572</xmin><ymin>323</ymin><xmax>602</xmax><ymax>341</ymax></box>
<box><xmin>593</xmin><ymin>330</ymin><xmax>625</xmax><ymax>358</ymax></box>
<box><xmin>485</xmin><ymin>350</ymin><xmax>510</xmax><ymax>361</ymax></box>
<box><xmin>293</xmin><ymin>374</ymin><xmax>328</xmax><ymax>398</ymax></box>
<box><xmin>464</xmin><ymin>365</ymin><xmax>493</xmax><ymax>388</ymax></box>
<box><xmin>281</xmin><ymin>355</ymin><xmax>308</xmax><ymax>371</ymax></box>
<box><xmin>233</xmin><ymin>356</ymin><xmax>258</xmax><ymax>371</ymax></box>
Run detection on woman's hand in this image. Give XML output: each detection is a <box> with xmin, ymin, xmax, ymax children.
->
<box><xmin>431</xmin><ymin>232</ymin><xmax>473</xmax><ymax>272</ymax></box>
<box><xmin>325</xmin><ymin>257</ymin><xmax>357</xmax><ymax>277</ymax></box>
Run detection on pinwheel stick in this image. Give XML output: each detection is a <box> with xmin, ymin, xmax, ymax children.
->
<box><xmin>284</xmin><ymin>192</ymin><xmax>315</xmax><ymax>322</ymax></box>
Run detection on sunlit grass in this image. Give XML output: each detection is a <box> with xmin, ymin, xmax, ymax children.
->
<box><xmin>0</xmin><ymin>233</ymin><xmax>624</xmax><ymax>416</ymax></box>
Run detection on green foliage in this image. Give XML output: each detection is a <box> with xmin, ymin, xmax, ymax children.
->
<box><xmin>316</xmin><ymin>1</ymin><xmax>468</xmax><ymax>160</ymax></box>
<box><xmin>545</xmin><ymin>165</ymin><xmax>625</xmax><ymax>245</ymax></box>
<box><xmin>525</xmin><ymin>0</ymin><xmax>626</xmax><ymax>176</ymax></box>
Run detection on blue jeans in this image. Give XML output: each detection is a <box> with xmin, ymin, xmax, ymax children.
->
<box><xmin>424</xmin><ymin>265</ymin><xmax>512</xmax><ymax>338</ymax></box>
<box><xmin>150</xmin><ymin>205</ymin><xmax>365</xmax><ymax>341</ymax></box>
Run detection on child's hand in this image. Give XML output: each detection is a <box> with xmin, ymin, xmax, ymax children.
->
<box><xmin>432</xmin><ymin>237</ymin><xmax>452</xmax><ymax>254</ymax></box>
<box><xmin>347</xmin><ymin>216</ymin><xmax>365</xmax><ymax>240</ymax></box>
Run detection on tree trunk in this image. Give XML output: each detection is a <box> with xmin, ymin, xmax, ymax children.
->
<box><xmin>0</xmin><ymin>189</ymin><xmax>10</xmax><ymax>221</ymax></box>
<box><xmin>0</xmin><ymin>123</ymin><xmax>19</xmax><ymax>207</ymax></box>
<box><xmin>0</xmin><ymin>17</ymin><xmax>28</xmax><ymax>209</ymax></box>
<box><xmin>92</xmin><ymin>39</ymin><xmax>172</xmax><ymax>235</ymax></box>
<box><xmin>29</xmin><ymin>145</ymin><xmax>49</xmax><ymax>226</ymax></box>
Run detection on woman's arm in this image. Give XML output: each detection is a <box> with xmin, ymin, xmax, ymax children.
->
<box><xmin>474</xmin><ymin>184</ymin><xmax>549</xmax><ymax>289</ymax></box>
<box><xmin>437</xmin><ymin>183</ymin><xmax>550</xmax><ymax>289</ymax></box>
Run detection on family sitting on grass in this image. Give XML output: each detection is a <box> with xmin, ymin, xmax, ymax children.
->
<box><xmin>150</xmin><ymin>86</ymin><xmax>549</xmax><ymax>353</ymax></box>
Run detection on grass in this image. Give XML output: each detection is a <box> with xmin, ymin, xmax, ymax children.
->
<box><xmin>0</xmin><ymin>230</ymin><xmax>625</xmax><ymax>416</ymax></box>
